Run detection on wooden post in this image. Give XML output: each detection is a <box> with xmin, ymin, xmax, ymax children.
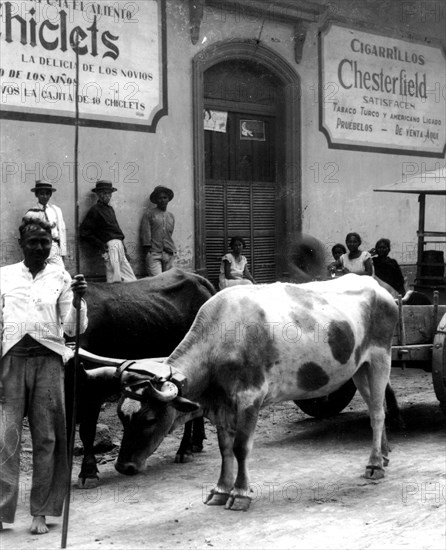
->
<box><xmin>61</xmin><ymin>37</ymin><xmax>81</xmax><ymax>549</ymax></box>
<box><xmin>416</xmin><ymin>193</ymin><xmax>426</xmax><ymax>285</ymax></box>
<box><xmin>397</xmin><ymin>294</ymin><xmax>407</xmax><ymax>370</ymax></box>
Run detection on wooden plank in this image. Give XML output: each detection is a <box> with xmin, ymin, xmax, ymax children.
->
<box><xmin>391</xmin><ymin>305</ymin><xmax>446</xmax><ymax>345</ymax></box>
<box><xmin>391</xmin><ymin>345</ymin><xmax>432</xmax><ymax>362</ymax></box>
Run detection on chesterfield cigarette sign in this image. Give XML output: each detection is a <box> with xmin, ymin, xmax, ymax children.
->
<box><xmin>0</xmin><ymin>0</ymin><xmax>167</xmax><ymax>131</ymax></box>
<box><xmin>319</xmin><ymin>23</ymin><xmax>446</xmax><ymax>157</ymax></box>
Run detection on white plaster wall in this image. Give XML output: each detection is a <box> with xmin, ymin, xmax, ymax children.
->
<box><xmin>0</xmin><ymin>1</ymin><xmax>199</xmax><ymax>276</ymax></box>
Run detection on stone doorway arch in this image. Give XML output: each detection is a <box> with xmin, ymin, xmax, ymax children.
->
<box><xmin>192</xmin><ymin>41</ymin><xmax>301</xmax><ymax>279</ymax></box>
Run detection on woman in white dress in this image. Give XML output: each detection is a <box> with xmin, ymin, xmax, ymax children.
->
<box><xmin>339</xmin><ymin>232</ymin><xmax>374</xmax><ymax>276</ymax></box>
<box><xmin>219</xmin><ymin>236</ymin><xmax>256</xmax><ymax>290</ymax></box>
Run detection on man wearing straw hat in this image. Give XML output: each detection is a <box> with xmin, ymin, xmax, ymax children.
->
<box><xmin>140</xmin><ymin>185</ymin><xmax>176</xmax><ymax>276</ymax></box>
<box><xmin>23</xmin><ymin>180</ymin><xmax>67</xmax><ymax>267</ymax></box>
<box><xmin>80</xmin><ymin>180</ymin><xmax>136</xmax><ymax>283</ymax></box>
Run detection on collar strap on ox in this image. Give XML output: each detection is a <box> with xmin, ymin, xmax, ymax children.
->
<box><xmin>122</xmin><ymin>381</ymin><xmax>151</xmax><ymax>402</ymax></box>
<box><xmin>114</xmin><ymin>360</ymin><xmax>188</xmax><ymax>397</ymax></box>
<box><xmin>114</xmin><ymin>360</ymin><xmax>137</xmax><ymax>381</ymax></box>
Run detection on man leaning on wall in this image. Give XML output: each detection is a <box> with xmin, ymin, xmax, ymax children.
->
<box><xmin>79</xmin><ymin>180</ymin><xmax>136</xmax><ymax>283</ymax></box>
<box><xmin>140</xmin><ymin>185</ymin><xmax>176</xmax><ymax>276</ymax></box>
<box><xmin>23</xmin><ymin>180</ymin><xmax>67</xmax><ymax>267</ymax></box>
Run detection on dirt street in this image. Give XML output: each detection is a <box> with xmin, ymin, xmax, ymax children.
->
<box><xmin>1</xmin><ymin>367</ymin><xmax>445</xmax><ymax>550</ymax></box>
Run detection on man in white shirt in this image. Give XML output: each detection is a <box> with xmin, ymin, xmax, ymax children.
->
<box><xmin>0</xmin><ymin>218</ymin><xmax>88</xmax><ymax>535</ymax></box>
<box><xmin>23</xmin><ymin>180</ymin><xmax>67</xmax><ymax>267</ymax></box>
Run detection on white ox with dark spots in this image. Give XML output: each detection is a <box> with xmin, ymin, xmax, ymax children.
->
<box><xmin>95</xmin><ymin>274</ymin><xmax>398</xmax><ymax>511</ymax></box>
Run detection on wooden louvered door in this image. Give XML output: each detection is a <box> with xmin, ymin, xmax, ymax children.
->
<box><xmin>204</xmin><ymin>109</ymin><xmax>278</xmax><ymax>289</ymax></box>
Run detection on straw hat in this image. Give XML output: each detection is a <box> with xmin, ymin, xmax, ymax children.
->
<box><xmin>91</xmin><ymin>180</ymin><xmax>117</xmax><ymax>193</ymax></box>
<box><xmin>31</xmin><ymin>180</ymin><xmax>57</xmax><ymax>192</ymax></box>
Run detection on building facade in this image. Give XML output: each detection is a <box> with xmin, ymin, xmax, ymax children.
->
<box><xmin>1</xmin><ymin>0</ymin><xmax>445</xmax><ymax>287</ymax></box>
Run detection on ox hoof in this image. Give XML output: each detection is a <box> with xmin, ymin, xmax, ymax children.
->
<box><xmin>192</xmin><ymin>444</ymin><xmax>203</xmax><ymax>453</ymax></box>
<box><xmin>224</xmin><ymin>495</ymin><xmax>252</xmax><ymax>512</ymax></box>
<box><xmin>77</xmin><ymin>476</ymin><xmax>99</xmax><ymax>489</ymax></box>
<box><xmin>383</xmin><ymin>456</ymin><xmax>390</xmax><ymax>467</ymax></box>
<box><xmin>364</xmin><ymin>466</ymin><xmax>385</xmax><ymax>480</ymax></box>
<box><xmin>174</xmin><ymin>452</ymin><xmax>194</xmax><ymax>464</ymax></box>
<box><xmin>205</xmin><ymin>491</ymin><xmax>230</xmax><ymax>506</ymax></box>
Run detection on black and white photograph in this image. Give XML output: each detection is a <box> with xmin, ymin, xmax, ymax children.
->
<box><xmin>0</xmin><ymin>0</ymin><xmax>445</xmax><ymax>548</ymax></box>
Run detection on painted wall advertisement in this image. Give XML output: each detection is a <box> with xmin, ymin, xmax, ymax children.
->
<box><xmin>319</xmin><ymin>23</ymin><xmax>446</xmax><ymax>156</ymax></box>
<box><xmin>0</xmin><ymin>0</ymin><xmax>166</xmax><ymax>131</ymax></box>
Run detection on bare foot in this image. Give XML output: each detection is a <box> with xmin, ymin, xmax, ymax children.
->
<box><xmin>30</xmin><ymin>516</ymin><xmax>48</xmax><ymax>535</ymax></box>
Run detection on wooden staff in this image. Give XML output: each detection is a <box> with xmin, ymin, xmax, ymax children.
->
<box><xmin>61</xmin><ymin>35</ymin><xmax>81</xmax><ymax>549</ymax></box>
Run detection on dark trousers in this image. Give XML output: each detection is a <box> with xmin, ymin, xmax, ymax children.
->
<box><xmin>0</xmin><ymin>351</ymin><xmax>68</xmax><ymax>522</ymax></box>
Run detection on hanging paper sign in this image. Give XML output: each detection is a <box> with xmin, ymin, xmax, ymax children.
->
<box><xmin>240</xmin><ymin>120</ymin><xmax>265</xmax><ymax>141</ymax></box>
<box><xmin>204</xmin><ymin>109</ymin><xmax>228</xmax><ymax>132</ymax></box>
<box><xmin>0</xmin><ymin>0</ymin><xmax>167</xmax><ymax>132</ymax></box>
<box><xmin>319</xmin><ymin>22</ymin><xmax>446</xmax><ymax>157</ymax></box>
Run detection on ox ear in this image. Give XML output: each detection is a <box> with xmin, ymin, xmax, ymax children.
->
<box><xmin>172</xmin><ymin>396</ymin><xmax>200</xmax><ymax>413</ymax></box>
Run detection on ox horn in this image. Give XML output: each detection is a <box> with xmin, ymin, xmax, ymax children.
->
<box><xmin>81</xmin><ymin>366</ymin><xmax>117</xmax><ymax>381</ymax></box>
<box><xmin>78</xmin><ymin>347</ymin><xmax>126</xmax><ymax>366</ymax></box>
<box><xmin>145</xmin><ymin>380</ymin><xmax>178</xmax><ymax>402</ymax></box>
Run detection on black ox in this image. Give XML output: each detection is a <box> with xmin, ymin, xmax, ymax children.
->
<box><xmin>64</xmin><ymin>268</ymin><xmax>215</xmax><ymax>487</ymax></box>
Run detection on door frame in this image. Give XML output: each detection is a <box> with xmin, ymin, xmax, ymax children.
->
<box><xmin>192</xmin><ymin>40</ymin><xmax>302</xmax><ymax>277</ymax></box>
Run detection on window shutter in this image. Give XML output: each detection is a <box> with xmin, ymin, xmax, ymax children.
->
<box><xmin>205</xmin><ymin>182</ymin><xmax>225</xmax><ymax>288</ymax></box>
<box><xmin>252</xmin><ymin>183</ymin><xmax>276</xmax><ymax>283</ymax></box>
<box><xmin>205</xmin><ymin>180</ymin><xmax>276</xmax><ymax>287</ymax></box>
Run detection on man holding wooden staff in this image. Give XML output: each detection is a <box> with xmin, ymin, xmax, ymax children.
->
<box><xmin>0</xmin><ymin>218</ymin><xmax>88</xmax><ymax>535</ymax></box>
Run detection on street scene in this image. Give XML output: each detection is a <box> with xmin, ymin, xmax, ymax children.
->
<box><xmin>1</xmin><ymin>0</ymin><xmax>445</xmax><ymax>548</ymax></box>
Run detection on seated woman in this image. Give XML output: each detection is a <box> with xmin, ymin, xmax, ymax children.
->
<box><xmin>327</xmin><ymin>243</ymin><xmax>347</xmax><ymax>278</ymax></box>
<box><xmin>219</xmin><ymin>236</ymin><xmax>256</xmax><ymax>290</ymax></box>
<box><xmin>339</xmin><ymin>232</ymin><xmax>374</xmax><ymax>276</ymax></box>
<box><xmin>370</xmin><ymin>238</ymin><xmax>406</xmax><ymax>296</ymax></box>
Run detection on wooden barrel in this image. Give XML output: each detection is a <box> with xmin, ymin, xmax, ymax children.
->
<box><xmin>420</xmin><ymin>250</ymin><xmax>445</xmax><ymax>280</ymax></box>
